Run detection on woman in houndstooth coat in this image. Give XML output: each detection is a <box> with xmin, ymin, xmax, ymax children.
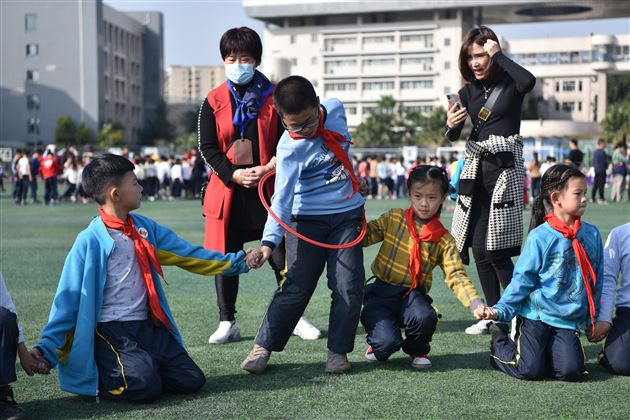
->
<box><xmin>444</xmin><ymin>26</ymin><xmax>535</xmax><ymax>335</ymax></box>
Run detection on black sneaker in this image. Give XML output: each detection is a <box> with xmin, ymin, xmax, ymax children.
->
<box><xmin>0</xmin><ymin>385</ymin><xmax>25</xmax><ymax>420</ymax></box>
<box><xmin>489</xmin><ymin>322</ymin><xmax>510</xmax><ymax>342</ymax></box>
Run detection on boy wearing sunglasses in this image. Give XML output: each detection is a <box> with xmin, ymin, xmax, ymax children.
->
<box><xmin>241</xmin><ymin>76</ymin><xmax>365</xmax><ymax>374</ymax></box>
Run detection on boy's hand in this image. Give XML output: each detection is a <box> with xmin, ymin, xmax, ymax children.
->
<box><xmin>17</xmin><ymin>343</ymin><xmax>37</xmax><ymax>376</ymax></box>
<box><xmin>359</xmin><ymin>178</ymin><xmax>369</xmax><ymax>197</ymax></box>
<box><xmin>473</xmin><ymin>305</ymin><xmax>487</xmax><ymax>320</ymax></box>
<box><xmin>29</xmin><ymin>347</ymin><xmax>51</xmax><ymax>374</ymax></box>
<box><xmin>475</xmin><ymin>305</ymin><xmax>498</xmax><ymax>320</ymax></box>
<box><xmin>586</xmin><ymin>321</ymin><xmax>612</xmax><ymax>342</ymax></box>
<box><xmin>257</xmin><ymin>245</ymin><xmax>273</xmax><ymax>268</ymax></box>
<box><xmin>245</xmin><ymin>248</ymin><xmax>263</xmax><ymax>269</ymax></box>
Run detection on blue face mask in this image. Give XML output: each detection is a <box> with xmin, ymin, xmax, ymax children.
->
<box><xmin>225</xmin><ymin>63</ymin><xmax>255</xmax><ymax>85</ymax></box>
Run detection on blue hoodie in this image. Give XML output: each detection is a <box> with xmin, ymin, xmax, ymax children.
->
<box><xmin>36</xmin><ymin>213</ymin><xmax>248</xmax><ymax>396</ymax></box>
<box><xmin>494</xmin><ymin>220</ymin><xmax>604</xmax><ymax>331</ymax></box>
<box><xmin>262</xmin><ymin>98</ymin><xmax>365</xmax><ymax>247</ymax></box>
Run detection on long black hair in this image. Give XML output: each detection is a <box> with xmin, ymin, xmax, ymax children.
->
<box><xmin>530</xmin><ymin>163</ymin><xmax>585</xmax><ymax>231</ymax></box>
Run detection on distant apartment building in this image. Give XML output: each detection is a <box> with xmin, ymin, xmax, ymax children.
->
<box><xmin>244</xmin><ymin>0</ymin><xmax>629</xmax><ymax>136</ymax></box>
<box><xmin>0</xmin><ymin>0</ymin><xmax>163</xmax><ymax>147</ymax></box>
<box><xmin>165</xmin><ymin>65</ymin><xmax>226</xmax><ymax>105</ymax></box>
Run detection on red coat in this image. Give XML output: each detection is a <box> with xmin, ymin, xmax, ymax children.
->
<box><xmin>203</xmin><ymin>82</ymin><xmax>278</xmax><ymax>253</ymax></box>
<box><xmin>40</xmin><ymin>155</ymin><xmax>59</xmax><ymax>179</ymax></box>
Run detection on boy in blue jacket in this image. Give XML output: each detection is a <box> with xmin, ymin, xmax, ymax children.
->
<box><xmin>31</xmin><ymin>154</ymin><xmax>254</xmax><ymax>402</ymax></box>
<box><xmin>241</xmin><ymin>76</ymin><xmax>365</xmax><ymax>375</ymax></box>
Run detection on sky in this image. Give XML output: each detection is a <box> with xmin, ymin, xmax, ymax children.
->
<box><xmin>106</xmin><ymin>0</ymin><xmax>629</xmax><ymax>67</ymax></box>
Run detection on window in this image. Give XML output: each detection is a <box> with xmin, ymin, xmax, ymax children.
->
<box><xmin>363</xmin><ymin>58</ymin><xmax>395</xmax><ymax>66</ymax></box>
<box><xmin>325</xmin><ymin>59</ymin><xmax>356</xmax><ymax>73</ymax></box>
<box><xmin>363</xmin><ymin>81</ymin><xmax>394</xmax><ymax>90</ymax></box>
<box><xmin>401</xmin><ymin>80</ymin><xmax>433</xmax><ymax>89</ymax></box>
<box><xmin>27</xmin><ymin>94</ymin><xmax>40</xmax><ymax>110</ymax></box>
<box><xmin>555</xmin><ymin>102</ymin><xmax>559</xmax><ymax>111</ymax></box>
<box><xmin>400</xmin><ymin>33</ymin><xmax>433</xmax><ymax>47</ymax></box>
<box><xmin>562</xmin><ymin>81</ymin><xmax>576</xmax><ymax>92</ymax></box>
<box><xmin>578</xmin><ymin>80</ymin><xmax>583</xmax><ymax>92</ymax></box>
<box><xmin>324</xmin><ymin>82</ymin><xmax>356</xmax><ymax>93</ymax></box>
<box><xmin>346</xmin><ymin>106</ymin><xmax>357</xmax><ymax>115</ymax></box>
<box><xmin>324</xmin><ymin>37</ymin><xmax>356</xmax><ymax>50</ymax></box>
<box><xmin>578</xmin><ymin>102</ymin><xmax>582</xmax><ymax>111</ymax></box>
<box><xmin>403</xmin><ymin>105</ymin><xmax>433</xmax><ymax>114</ymax></box>
<box><xmin>363</xmin><ymin>35</ymin><xmax>395</xmax><ymax>44</ymax></box>
<box><xmin>555</xmin><ymin>81</ymin><xmax>560</xmax><ymax>92</ymax></box>
<box><xmin>444</xmin><ymin>38</ymin><xmax>451</xmax><ymax>47</ymax></box>
<box><xmin>26</xmin><ymin>70</ymin><xmax>39</xmax><ymax>82</ymax></box>
<box><xmin>25</xmin><ymin>14</ymin><xmax>36</xmax><ymax>32</ymax></box>
<box><xmin>444</xmin><ymin>61</ymin><xmax>450</xmax><ymax>70</ymax></box>
<box><xmin>580</xmin><ymin>50</ymin><xmax>591</xmax><ymax>63</ymax></box>
<box><xmin>562</xmin><ymin>102</ymin><xmax>575</xmax><ymax>112</ymax></box>
<box><xmin>26</xmin><ymin>44</ymin><xmax>39</xmax><ymax>57</ymax></box>
<box><xmin>400</xmin><ymin>56</ymin><xmax>433</xmax><ymax>71</ymax></box>
<box><xmin>27</xmin><ymin>117</ymin><xmax>40</xmax><ymax>134</ymax></box>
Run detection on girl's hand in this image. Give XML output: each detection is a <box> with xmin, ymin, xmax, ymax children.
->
<box><xmin>446</xmin><ymin>102</ymin><xmax>467</xmax><ymax>129</ymax></box>
<box><xmin>483</xmin><ymin>39</ymin><xmax>501</xmax><ymax>57</ymax></box>
<box><xmin>17</xmin><ymin>343</ymin><xmax>36</xmax><ymax>376</ymax></box>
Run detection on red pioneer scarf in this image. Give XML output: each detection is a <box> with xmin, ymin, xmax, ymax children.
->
<box><xmin>544</xmin><ymin>212</ymin><xmax>597</xmax><ymax>334</ymax></box>
<box><xmin>404</xmin><ymin>207</ymin><xmax>448</xmax><ymax>298</ymax></box>
<box><xmin>288</xmin><ymin>113</ymin><xmax>360</xmax><ymax>198</ymax></box>
<box><xmin>99</xmin><ymin>208</ymin><xmax>172</xmax><ymax>331</ymax></box>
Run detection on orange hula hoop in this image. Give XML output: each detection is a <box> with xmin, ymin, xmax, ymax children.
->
<box><xmin>257</xmin><ymin>170</ymin><xmax>367</xmax><ymax>249</ymax></box>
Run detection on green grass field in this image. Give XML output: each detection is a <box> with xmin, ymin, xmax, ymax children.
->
<box><xmin>1</xmin><ymin>191</ymin><xmax>629</xmax><ymax>419</ymax></box>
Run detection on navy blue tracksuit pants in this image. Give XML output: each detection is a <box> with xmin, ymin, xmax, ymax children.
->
<box><xmin>361</xmin><ymin>279</ymin><xmax>438</xmax><ymax>360</ymax></box>
<box><xmin>255</xmin><ymin>207</ymin><xmax>365</xmax><ymax>354</ymax></box>
<box><xmin>600</xmin><ymin>306</ymin><xmax>630</xmax><ymax>375</ymax></box>
<box><xmin>0</xmin><ymin>307</ymin><xmax>18</xmax><ymax>385</ymax></box>
<box><xmin>94</xmin><ymin>319</ymin><xmax>205</xmax><ymax>403</ymax></box>
<box><xmin>491</xmin><ymin>317</ymin><xmax>586</xmax><ymax>382</ymax></box>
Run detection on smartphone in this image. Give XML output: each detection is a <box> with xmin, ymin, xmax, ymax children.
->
<box><xmin>446</xmin><ymin>93</ymin><xmax>462</xmax><ymax>110</ymax></box>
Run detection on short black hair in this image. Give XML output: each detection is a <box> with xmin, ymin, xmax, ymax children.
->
<box><xmin>219</xmin><ymin>27</ymin><xmax>262</xmax><ymax>66</ymax></box>
<box><xmin>273</xmin><ymin>75</ymin><xmax>318</xmax><ymax>116</ymax></box>
<box><xmin>82</xmin><ymin>154</ymin><xmax>135</xmax><ymax>205</ymax></box>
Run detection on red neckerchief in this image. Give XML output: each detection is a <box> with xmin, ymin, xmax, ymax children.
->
<box><xmin>99</xmin><ymin>208</ymin><xmax>172</xmax><ymax>331</ymax></box>
<box><xmin>544</xmin><ymin>212</ymin><xmax>597</xmax><ymax>334</ymax></box>
<box><xmin>288</xmin><ymin>112</ymin><xmax>360</xmax><ymax>198</ymax></box>
<box><xmin>404</xmin><ymin>208</ymin><xmax>448</xmax><ymax>298</ymax></box>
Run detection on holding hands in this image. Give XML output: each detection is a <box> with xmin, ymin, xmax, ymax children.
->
<box><xmin>245</xmin><ymin>245</ymin><xmax>273</xmax><ymax>270</ymax></box>
<box><xmin>232</xmin><ymin>157</ymin><xmax>277</xmax><ymax>189</ymax></box>
<box><xmin>585</xmin><ymin>321</ymin><xmax>612</xmax><ymax>343</ymax></box>
<box><xmin>18</xmin><ymin>345</ymin><xmax>51</xmax><ymax>375</ymax></box>
<box><xmin>474</xmin><ymin>305</ymin><xmax>499</xmax><ymax>321</ymax></box>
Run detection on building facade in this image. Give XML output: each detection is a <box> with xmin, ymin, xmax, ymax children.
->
<box><xmin>245</xmin><ymin>0</ymin><xmax>629</xmax><ymax>136</ymax></box>
<box><xmin>0</xmin><ymin>0</ymin><xmax>163</xmax><ymax>147</ymax></box>
<box><xmin>164</xmin><ymin>65</ymin><xmax>225</xmax><ymax>105</ymax></box>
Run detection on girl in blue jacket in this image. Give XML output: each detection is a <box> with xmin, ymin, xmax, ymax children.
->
<box><xmin>475</xmin><ymin>164</ymin><xmax>604</xmax><ymax>381</ymax></box>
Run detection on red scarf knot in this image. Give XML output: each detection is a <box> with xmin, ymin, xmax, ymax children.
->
<box><xmin>544</xmin><ymin>212</ymin><xmax>598</xmax><ymax>335</ymax></box>
<box><xmin>99</xmin><ymin>208</ymin><xmax>172</xmax><ymax>331</ymax></box>
<box><xmin>404</xmin><ymin>208</ymin><xmax>448</xmax><ymax>298</ymax></box>
<box><xmin>288</xmin><ymin>112</ymin><xmax>360</xmax><ymax>199</ymax></box>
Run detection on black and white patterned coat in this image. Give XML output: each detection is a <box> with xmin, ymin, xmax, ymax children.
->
<box><xmin>451</xmin><ymin>135</ymin><xmax>525</xmax><ymax>259</ymax></box>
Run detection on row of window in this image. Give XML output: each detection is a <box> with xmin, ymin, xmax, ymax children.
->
<box><xmin>555</xmin><ymin>101</ymin><xmax>583</xmax><ymax>112</ymax></box>
<box><xmin>324</xmin><ymin>33</ymin><xmax>447</xmax><ymax>50</ymax></box>
<box><xmin>324</xmin><ymin>79</ymin><xmax>434</xmax><ymax>93</ymax></box>
<box><xmin>106</xmin><ymin>22</ymin><xmax>141</xmax><ymax>56</ymax></box>
<box><xmin>343</xmin><ymin>104</ymin><xmax>434</xmax><ymax>116</ymax></box>
<box><xmin>324</xmin><ymin>57</ymin><xmax>443</xmax><ymax>73</ymax></box>
<box><xmin>511</xmin><ymin>45</ymin><xmax>630</xmax><ymax>66</ymax></box>
<box><xmin>555</xmin><ymin>80</ymin><xmax>584</xmax><ymax>92</ymax></box>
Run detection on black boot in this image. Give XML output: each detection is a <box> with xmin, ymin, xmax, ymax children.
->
<box><xmin>0</xmin><ymin>385</ymin><xmax>25</xmax><ymax>420</ymax></box>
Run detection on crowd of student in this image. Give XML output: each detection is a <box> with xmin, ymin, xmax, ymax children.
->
<box><xmin>5</xmin><ymin>146</ymin><xmax>209</xmax><ymax>205</ymax></box>
<box><xmin>1</xmin><ymin>25</ymin><xmax>629</xmax><ymax>419</ymax></box>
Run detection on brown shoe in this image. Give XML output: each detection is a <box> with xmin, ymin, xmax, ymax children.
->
<box><xmin>325</xmin><ymin>351</ymin><xmax>351</xmax><ymax>374</ymax></box>
<box><xmin>240</xmin><ymin>344</ymin><xmax>271</xmax><ymax>374</ymax></box>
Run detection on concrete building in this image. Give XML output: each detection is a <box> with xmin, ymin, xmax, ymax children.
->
<box><xmin>164</xmin><ymin>65</ymin><xmax>226</xmax><ymax>105</ymax></box>
<box><xmin>0</xmin><ymin>0</ymin><xmax>163</xmax><ymax>147</ymax></box>
<box><xmin>244</xmin><ymin>0</ymin><xmax>629</xmax><ymax>133</ymax></box>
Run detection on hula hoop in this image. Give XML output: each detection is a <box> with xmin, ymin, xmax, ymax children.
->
<box><xmin>257</xmin><ymin>170</ymin><xmax>367</xmax><ymax>249</ymax></box>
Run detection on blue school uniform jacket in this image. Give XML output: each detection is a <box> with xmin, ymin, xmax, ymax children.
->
<box><xmin>494</xmin><ymin>221</ymin><xmax>604</xmax><ymax>331</ymax></box>
<box><xmin>35</xmin><ymin>213</ymin><xmax>248</xmax><ymax>396</ymax></box>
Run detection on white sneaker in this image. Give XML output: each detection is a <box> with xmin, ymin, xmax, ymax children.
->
<box><xmin>411</xmin><ymin>354</ymin><xmax>432</xmax><ymax>369</ymax></box>
<box><xmin>465</xmin><ymin>319</ymin><xmax>492</xmax><ymax>335</ymax></box>
<box><xmin>364</xmin><ymin>346</ymin><xmax>378</xmax><ymax>363</ymax></box>
<box><xmin>208</xmin><ymin>320</ymin><xmax>241</xmax><ymax>344</ymax></box>
<box><xmin>292</xmin><ymin>316</ymin><xmax>321</xmax><ymax>340</ymax></box>
<box><xmin>510</xmin><ymin>317</ymin><xmax>517</xmax><ymax>341</ymax></box>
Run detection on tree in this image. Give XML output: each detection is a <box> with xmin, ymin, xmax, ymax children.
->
<box><xmin>352</xmin><ymin>96</ymin><xmax>405</xmax><ymax>147</ymax></box>
<box><xmin>173</xmin><ymin>132</ymin><xmax>197</xmax><ymax>155</ymax></box>
<box><xmin>521</xmin><ymin>91</ymin><xmax>539</xmax><ymax>120</ymax></box>
<box><xmin>178</xmin><ymin>109</ymin><xmax>198</xmax><ymax>134</ymax></box>
<box><xmin>98</xmin><ymin>121</ymin><xmax>126</xmax><ymax>148</ymax></box>
<box><xmin>607</xmin><ymin>73</ymin><xmax>630</xmax><ymax>106</ymax></box>
<box><xmin>404</xmin><ymin>107</ymin><xmax>448</xmax><ymax>146</ymax></box>
<box><xmin>75</xmin><ymin>122</ymin><xmax>95</xmax><ymax>146</ymax></box>
<box><xmin>142</xmin><ymin>100</ymin><xmax>175</xmax><ymax>145</ymax></box>
<box><xmin>602</xmin><ymin>101</ymin><xmax>630</xmax><ymax>143</ymax></box>
<box><xmin>54</xmin><ymin>116</ymin><xmax>77</xmax><ymax>147</ymax></box>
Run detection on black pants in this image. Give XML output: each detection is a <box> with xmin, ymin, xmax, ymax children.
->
<box><xmin>215</xmin><ymin>229</ymin><xmax>286</xmax><ymax>321</ymax></box>
<box><xmin>94</xmin><ymin>320</ymin><xmax>206</xmax><ymax>403</ymax></box>
<box><xmin>60</xmin><ymin>182</ymin><xmax>76</xmax><ymax>201</ymax></box>
<box><xmin>592</xmin><ymin>171</ymin><xmax>606</xmax><ymax>201</ymax></box>
<box><xmin>491</xmin><ymin>317</ymin><xmax>586</xmax><ymax>382</ymax></box>
<box><xmin>468</xmin><ymin>159</ymin><xmax>514</xmax><ymax>306</ymax></box>
<box><xmin>44</xmin><ymin>177</ymin><xmax>58</xmax><ymax>203</ymax></box>
<box><xmin>600</xmin><ymin>306</ymin><xmax>630</xmax><ymax>376</ymax></box>
<box><xmin>361</xmin><ymin>279</ymin><xmax>438</xmax><ymax>360</ymax></box>
<box><xmin>0</xmin><ymin>307</ymin><xmax>18</xmax><ymax>385</ymax></box>
<box><xmin>30</xmin><ymin>178</ymin><xmax>38</xmax><ymax>201</ymax></box>
<box><xmin>255</xmin><ymin>207</ymin><xmax>365</xmax><ymax>354</ymax></box>
<box><xmin>15</xmin><ymin>175</ymin><xmax>29</xmax><ymax>202</ymax></box>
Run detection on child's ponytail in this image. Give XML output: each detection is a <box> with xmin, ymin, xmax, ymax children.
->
<box><xmin>529</xmin><ymin>163</ymin><xmax>586</xmax><ymax>231</ymax></box>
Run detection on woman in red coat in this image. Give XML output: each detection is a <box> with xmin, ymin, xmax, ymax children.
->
<box><xmin>198</xmin><ymin>27</ymin><xmax>320</xmax><ymax>344</ymax></box>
